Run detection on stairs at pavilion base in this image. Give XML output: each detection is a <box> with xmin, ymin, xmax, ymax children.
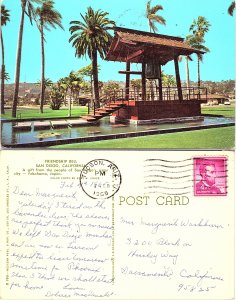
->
<box><xmin>81</xmin><ymin>103</ymin><xmax>126</xmax><ymax>122</ymax></box>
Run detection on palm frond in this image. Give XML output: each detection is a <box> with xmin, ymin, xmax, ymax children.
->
<box><xmin>1</xmin><ymin>5</ymin><xmax>10</xmax><ymax>26</ymax></box>
<box><xmin>33</xmin><ymin>0</ymin><xmax>64</xmax><ymax>32</ymax></box>
<box><xmin>146</xmin><ymin>0</ymin><xmax>151</xmax><ymax>14</ymax></box>
<box><xmin>69</xmin><ymin>7</ymin><xmax>115</xmax><ymax>59</ymax></box>
<box><xmin>228</xmin><ymin>1</ymin><xmax>235</xmax><ymax>15</ymax></box>
<box><xmin>150</xmin><ymin>4</ymin><xmax>163</xmax><ymax>14</ymax></box>
<box><xmin>0</xmin><ymin>68</ymin><xmax>10</xmax><ymax>81</ymax></box>
<box><xmin>189</xmin><ymin>16</ymin><xmax>210</xmax><ymax>38</ymax></box>
<box><xmin>149</xmin><ymin>14</ymin><xmax>166</xmax><ymax>25</ymax></box>
<box><xmin>146</xmin><ymin>1</ymin><xmax>166</xmax><ymax>32</ymax></box>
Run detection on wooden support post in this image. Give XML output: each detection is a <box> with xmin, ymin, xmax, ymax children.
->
<box><xmin>125</xmin><ymin>62</ymin><xmax>130</xmax><ymax>100</ymax></box>
<box><xmin>174</xmin><ymin>56</ymin><xmax>183</xmax><ymax>101</ymax></box>
<box><xmin>142</xmin><ymin>62</ymin><xmax>146</xmax><ymax>101</ymax></box>
<box><xmin>158</xmin><ymin>64</ymin><xmax>163</xmax><ymax>101</ymax></box>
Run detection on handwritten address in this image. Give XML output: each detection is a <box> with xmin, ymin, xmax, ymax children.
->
<box><xmin>117</xmin><ymin>215</ymin><xmax>225</xmax><ymax>295</ymax></box>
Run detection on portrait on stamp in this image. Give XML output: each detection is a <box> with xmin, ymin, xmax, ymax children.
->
<box><xmin>194</xmin><ymin>157</ymin><xmax>227</xmax><ymax>196</ymax></box>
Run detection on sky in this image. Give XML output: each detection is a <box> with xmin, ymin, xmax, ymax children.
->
<box><xmin>2</xmin><ymin>0</ymin><xmax>235</xmax><ymax>84</ymax></box>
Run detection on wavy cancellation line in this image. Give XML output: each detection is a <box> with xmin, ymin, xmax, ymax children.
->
<box><xmin>145</xmin><ymin>158</ymin><xmax>192</xmax><ymax>163</ymax></box>
<box><xmin>144</xmin><ymin>174</ymin><xmax>192</xmax><ymax>179</ymax></box>
<box><xmin>145</xmin><ymin>185</ymin><xmax>193</xmax><ymax>190</ymax></box>
<box><xmin>145</xmin><ymin>179</ymin><xmax>194</xmax><ymax>184</ymax></box>
<box><xmin>144</xmin><ymin>168</ymin><xmax>193</xmax><ymax>174</ymax></box>
<box><xmin>144</xmin><ymin>163</ymin><xmax>193</xmax><ymax>168</ymax></box>
<box><xmin>145</xmin><ymin>191</ymin><xmax>190</xmax><ymax>196</ymax></box>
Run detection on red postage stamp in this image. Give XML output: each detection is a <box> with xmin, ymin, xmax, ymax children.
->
<box><xmin>193</xmin><ymin>157</ymin><xmax>227</xmax><ymax>196</ymax></box>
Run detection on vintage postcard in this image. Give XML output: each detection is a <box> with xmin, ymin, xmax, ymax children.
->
<box><xmin>0</xmin><ymin>0</ymin><xmax>234</xmax><ymax>149</ymax></box>
<box><xmin>0</xmin><ymin>150</ymin><xmax>234</xmax><ymax>299</ymax></box>
<box><xmin>0</xmin><ymin>0</ymin><xmax>235</xmax><ymax>299</ymax></box>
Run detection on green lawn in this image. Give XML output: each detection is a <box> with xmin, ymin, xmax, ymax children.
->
<box><xmin>201</xmin><ymin>106</ymin><xmax>235</xmax><ymax>117</ymax></box>
<box><xmin>1</xmin><ymin>106</ymin><xmax>88</xmax><ymax>119</ymax></box>
<box><xmin>51</xmin><ymin>126</ymin><xmax>235</xmax><ymax>149</ymax></box>
<box><xmin>2</xmin><ymin>104</ymin><xmax>235</xmax><ymax>119</ymax></box>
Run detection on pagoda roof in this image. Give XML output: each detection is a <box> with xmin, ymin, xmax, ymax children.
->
<box><xmin>106</xmin><ymin>27</ymin><xmax>204</xmax><ymax>65</ymax></box>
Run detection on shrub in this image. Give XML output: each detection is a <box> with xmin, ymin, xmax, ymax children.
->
<box><xmin>49</xmin><ymin>86</ymin><xmax>64</xmax><ymax>110</ymax></box>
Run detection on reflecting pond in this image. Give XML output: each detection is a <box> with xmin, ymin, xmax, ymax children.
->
<box><xmin>1</xmin><ymin>116</ymin><xmax>234</xmax><ymax>146</ymax></box>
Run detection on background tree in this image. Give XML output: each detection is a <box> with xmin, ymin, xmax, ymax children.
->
<box><xmin>179</xmin><ymin>35</ymin><xmax>194</xmax><ymax>89</ymax></box>
<box><xmin>12</xmin><ymin>0</ymin><xmax>42</xmax><ymax>118</ymax></box>
<box><xmin>131</xmin><ymin>79</ymin><xmax>142</xmax><ymax>99</ymax></box>
<box><xmin>2</xmin><ymin>70</ymin><xmax>10</xmax><ymax>81</ymax></box>
<box><xmin>189</xmin><ymin>17</ymin><xmax>210</xmax><ymax>88</ymax></box>
<box><xmin>77</xmin><ymin>63</ymin><xmax>101</xmax><ymax>107</ymax></box>
<box><xmin>36</xmin><ymin>77</ymin><xmax>53</xmax><ymax>104</ymax></box>
<box><xmin>77</xmin><ymin>64</ymin><xmax>94</xmax><ymax>79</ymax></box>
<box><xmin>162</xmin><ymin>73</ymin><xmax>176</xmax><ymax>87</ymax></box>
<box><xmin>78</xmin><ymin>63</ymin><xmax>94</xmax><ymax>101</ymax></box>
<box><xmin>228</xmin><ymin>1</ymin><xmax>235</xmax><ymax>15</ymax></box>
<box><xmin>146</xmin><ymin>0</ymin><xmax>166</xmax><ymax>33</ymax></box>
<box><xmin>36</xmin><ymin>77</ymin><xmax>53</xmax><ymax>88</ymax></box>
<box><xmin>67</xmin><ymin>71</ymin><xmax>83</xmax><ymax>100</ymax></box>
<box><xmin>80</xmin><ymin>81</ymin><xmax>91</xmax><ymax>95</ymax></box>
<box><xmin>161</xmin><ymin>72</ymin><xmax>176</xmax><ymax>100</ymax></box>
<box><xmin>145</xmin><ymin>1</ymin><xmax>166</xmax><ymax>99</ymax></box>
<box><xmin>1</xmin><ymin>5</ymin><xmax>10</xmax><ymax>114</ymax></box>
<box><xmin>57</xmin><ymin>77</ymin><xmax>69</xmax><ymax>105</ymax></box>
<box><xmin>49</xmin><ymin>85</ymin><xmax>64</xmax><ymax>110</ymax></box>
<box><xmin>69</xmin><ymin>7</ymin><xmax>115</xmax><ymax>109</ymax></box>
<box><xmin>189</xmin><ymin>16</ymin><xmax>210</xmax><ymax>38</ymax></box>
<box><xmin>187</xmin><ymin>35</ymin><xmax>210</xmax><ymax>88</ymax></box>
<box><xmin>33</xmin><ymin>0</ymin><xmax>63</xmax><ymax>113</ymax></box>
<box><xmin>103</xmin><ymin>81</ymin><xmax>120</xmax><ymax>100</ymax></box>
<box><xmin>61</xmin><ymin>71</ymin><xmax>83</xmax><ymax>116</ymax></box>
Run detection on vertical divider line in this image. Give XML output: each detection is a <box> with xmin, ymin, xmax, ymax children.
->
<box><xmin>6</xmin><ymin>165</ymin><xmax>10</xmax><ymax>287</ymax></box>
<box><xmin>112</xmin><ymin>195</ymin><xmax>115</xmax><ymax>284</ymax></box>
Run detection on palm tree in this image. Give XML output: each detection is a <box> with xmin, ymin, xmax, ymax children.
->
<box><xmin>33</xmin><ymin>0</ymin><xmax>63</xmax><ymax>113</ymax></box>
<box><xmin>36</xmin><ymin>77</ymin><xmax>53</xmax><ymax>104</ymax></box>
<box><xmin>189</xmin><ymin>17</ymin><xmax>210</xmax><ymax>88</ymax></box>
<box><xmin>189</xmin><ymin>16</ymin><xmax>210</xmax><ymax>39</ymax></box>
<box><xmin>146</xmin><ymin>0</ymin><xmax>166</xmax><ymax>33</ymax></box>
<box><xmin>180</xmin><ymin>35</ymin><xmax>194</xmax><ymax>89</ymax></box>
<box><xmin>12</xmin><ymin>0</ymin><xmax>42</xmax><ymax>118</ymax></box>
<box><xmin>187</xmin><ymin>35</ymin><xmax>210</xmax><ymax>88</ymax></box>
<box><xmin>69</xmin><ymin>7</ymin><xmax>115</xmax><ymax>109</ymax></box>
<box><xmin>1</xmin><ymin>5</ymin><xmax>10</xmax><ymax>114</ymax></box>
<box><xmin>65</xmin><ymin>71</ymin><xmax>82</xmax><ymax>116</ymax></box>
<box><xmin>228</xmin><ymin>1</ymin><xmax>235</xmax><ymax>15</ymax></box>
<box><xmin>57</xmin><ymin>77</ymin><xmax>69</xmax><ymax>105</ymax></box>
<box><xmin>183</xmin><ymin>55</ymin><xmax>193</xmax><ymax>89</ymax></box>
<box><xmin>145</xmin><ymin>1</ymin><xmax>166</xmax><ymax>99</ymax></box>
<box><xmin>36</xmin><ymin>77</ymin><xmax>53</xmax><ymax>88</ymax></box>
<box><xmin>1</xmin><ymin>69</ymin><xmax>10</xmax><ymax>81</ymax></box>
<box><xmin>58</xmin><ymin>72</ymin><xmax>82</xmax><ymax>116</ymax></box>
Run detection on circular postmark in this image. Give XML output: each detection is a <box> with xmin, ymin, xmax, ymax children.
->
<box><xmin>80</xmin><ymin>159</ymin><xmax>122</xmax><ymax>199</ymax></box>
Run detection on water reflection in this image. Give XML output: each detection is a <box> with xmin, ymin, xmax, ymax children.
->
<box><xmin>1</xmin><ymin>116</ymin><xmax>234</xmax><ymax>146</ymax></box>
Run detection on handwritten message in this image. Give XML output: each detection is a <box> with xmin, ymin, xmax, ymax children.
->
<box><xmin>8</xmin><ymin>181</ymin><xmax>113</xmax><ymax>298</ymax></box>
